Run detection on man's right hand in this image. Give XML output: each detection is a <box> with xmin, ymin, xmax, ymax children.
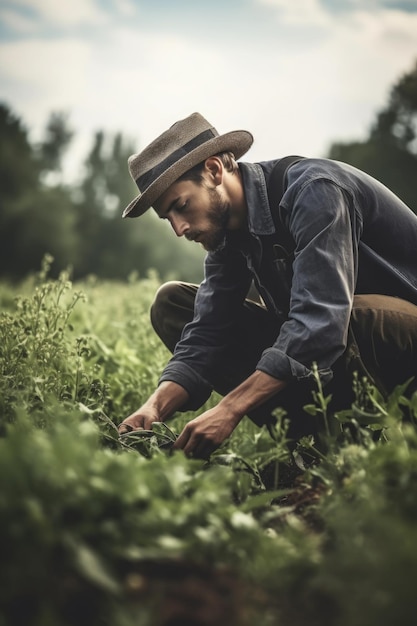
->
<box><xmin>117</xmin><ymin>381</ymin><xmax>190</xmax><ymax>436</ymax></box>
<box><xmin>117</xmin><ymin>407</ymin><xmax>161</xmax><ymax>435</ymax></box>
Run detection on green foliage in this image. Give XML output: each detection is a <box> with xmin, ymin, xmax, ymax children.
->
<box><xmin>0</xmin><ymin>256</ymin><xmax>169</xmax><ymax>431</ymax></box>
<box><xmin>0</xmin><ymin>102</ymin><xmax>205</xmax><ymax>283</ymax></box>
<box><xmin>0</xmin><ymin>409</ymin><xmax>317</xmax><ymax>626</ymax></box>
<box><xmin>301</xmin><ymin>424</ymin><xmax>417</xmax><ymax>626</ymax></box>
<box><xmin>2</xmin><ymin>267</ymin><xmax>417</xmax><ymax>625</ymax></box>
<box><xmin>38</xmin><ymin>111</ymin><xmax>74</xmax><ymax>173</ymax></box>
<box><xmin>0</xmin><ymin>104</ymin><xmax>39</xmax><ymax>199</ymax></box>
<box><xmin>0</xmin><ymin>255</ymin><xmax>86</xmax><ymax>425</ymax></box>
<box><xmin>328</xmin><ymin>58</ymin><xmax>417</xmax><ymax>212</ymax></box>
<box><xmin>371</xmin><ymin>58</ymin><xmax>417</xmax><ymax>153</ymax></box>
<box><xmin>0</xmin><ymin>106</ymin><xmax>79</xmax><ymax>280</ymax></box>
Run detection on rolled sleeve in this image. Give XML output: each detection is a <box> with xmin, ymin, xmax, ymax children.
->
<box><xmin>257</xmin><ymin>345</ymin><xmax>333</xmax><ymax>385</ymax></box>
<box><xmin>158</xmin><ymin>361</ymin><xmax>212</xmax><ymax>411</ymax></box>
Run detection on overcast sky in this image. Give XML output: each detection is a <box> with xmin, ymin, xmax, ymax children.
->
<box><xmin>1</xmin><ymin>0</ymin><xmax>417</xmax><ymax>180</ymax></box>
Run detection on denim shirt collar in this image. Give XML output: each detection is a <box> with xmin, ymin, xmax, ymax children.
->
<box><xmin>239</xmin><ymin>162</ymin><xmax>276</xmax><ymax>236</ymax></box>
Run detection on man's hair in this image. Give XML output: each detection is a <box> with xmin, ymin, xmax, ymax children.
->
<box><xmin>177</xmin><ymin>151</ymin><xmax>238</xmax><ymax>184</ymax></box>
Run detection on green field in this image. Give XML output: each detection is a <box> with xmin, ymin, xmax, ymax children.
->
<box><xmin>2</xmin><ymin>257</ymin><xmax>417</xmax><ymax>626</ymax></box>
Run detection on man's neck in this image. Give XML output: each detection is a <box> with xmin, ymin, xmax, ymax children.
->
<box><xmin>225</xmin><ymin>168</ymin><xmax>248</xmax><ymax>231</ymax></box>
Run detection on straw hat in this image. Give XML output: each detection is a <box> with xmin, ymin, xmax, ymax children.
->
<box><xmin>122</xmin><ymin>112</ymin><xmax>253</xmax><ymax>218</ymax></box>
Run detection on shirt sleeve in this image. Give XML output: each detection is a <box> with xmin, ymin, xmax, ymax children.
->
<box><xmin>159</xmin><ymin>244</ymin><xmax>253</xmax><ymax>409</ymax></box>
<box><xmin>256</xmin><ymin>178</ymin><xmax>359</xmax><ymax>385</ymax></box>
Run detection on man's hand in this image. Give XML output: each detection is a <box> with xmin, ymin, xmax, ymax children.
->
<box><xmin>118</xmin><ymin>407</ymin><xmax>161</xmax><ymax>435</ymax></box>
<box><xmin>173</xmin><ymin>405</ymin><xmax>242</xmax><ymax>459</ymax></box>
<box><xmin>172</xmin><ymin>370</ymin><xmax>287</xmax><ymax>459</ymax></box>
<box><xmin>117</xmin><ymin>381</ymin><xmax>190</xmax><ymax>436</ymax></box>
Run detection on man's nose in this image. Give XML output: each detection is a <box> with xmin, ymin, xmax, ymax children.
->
<box><xmin>170</xmin><ymin>215</ymin><xmax>189</xmax><ymax>238</ymax></box>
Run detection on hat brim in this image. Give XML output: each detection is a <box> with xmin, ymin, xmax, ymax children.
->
<box><xmin>122</xmin><ymin>129</ymin><xmax>253</xmax><ymax>218</ymax></box>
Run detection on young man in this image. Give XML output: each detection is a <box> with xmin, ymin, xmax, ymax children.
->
<box><xmin>118</xmin><ymin>112</ymin><xmax>417</xmax><ymax>459</ymax></box>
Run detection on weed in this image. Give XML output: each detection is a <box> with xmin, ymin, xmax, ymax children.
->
<box><xmin>1</xmin><ymin>260</ymin><xmax>417</xmax><ymax>626</ymax></box>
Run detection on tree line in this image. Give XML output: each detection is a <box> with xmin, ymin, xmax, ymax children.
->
<box><xmin>0</xmin><ymin>107</ymin><xmax>205</xmax><ymax>282</ymax></box>
<box><xmin>329</xmin><ymin>59</ymin><xmax>417</xmax><ymax>212</ymax></box>
<box><xmin>0</xmin><ymin>59</ymin><xmax>416</xmax><ymax>283</ymax></box>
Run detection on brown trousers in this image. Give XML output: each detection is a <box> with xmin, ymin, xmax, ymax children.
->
<box><xmin>151</xmin><ymin>282</ymin><xmax>417</xmax><ymax>439</ymax></box>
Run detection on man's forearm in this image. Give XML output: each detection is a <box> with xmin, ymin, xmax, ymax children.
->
<box><xmin>219</xmin><ymin>369</ymin><xmax>287</xmax><ymax>420</ymax></box>
<box><xmin>146</xmin><ymin>380</ymin><xmax>190</xmax><ymax>421</ymax></box>
<box><xmin>118</xmin><ymin>381</ymin><xmax>190</xmax><ymax>433</ymax></box>
<box><xmin>171</xmin><ymin>370</ymin><xmax>288</xmax><ymax>458</ymax></box>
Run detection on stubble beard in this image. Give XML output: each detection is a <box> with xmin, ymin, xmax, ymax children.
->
<box><xmin>198</xmin><ymin>187</ymin><xmax>231</xmax><ymax>252</ymax></box>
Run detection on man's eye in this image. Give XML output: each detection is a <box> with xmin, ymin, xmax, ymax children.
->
<box><xmin>175</xmin><ymin>201</ymin><xmax>187</xmax><ymax>214</ymax></box>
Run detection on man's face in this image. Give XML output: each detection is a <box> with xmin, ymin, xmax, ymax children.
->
<box><xmin>153</xmin><ymin>178</ymin><xmax>231</xmax><ymax>252</ymax></box>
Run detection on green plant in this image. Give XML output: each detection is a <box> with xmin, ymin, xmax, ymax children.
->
<box><xmin>0</xmin><ymin>256</ymin><xmax>88</xmax><ymax>426</ymax></box>
<box><xmin>0</xmin><ymin>410</ymin><xmax>318</xmax><ymax>626</ymax></box>
<box><xmin>2</xmin><ymin>265</ymin><xmax>417</xmax><ymax>626</ymax></box>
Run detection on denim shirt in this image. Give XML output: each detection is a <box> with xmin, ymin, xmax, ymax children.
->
<box><xmin>160</xmin><ymin>158</ymin><xmax>417</xmax><ymax>409</ymax></box>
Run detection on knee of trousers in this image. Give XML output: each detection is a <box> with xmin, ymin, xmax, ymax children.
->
<box><xmin>350</xmin><ymin>294</ymin><xmax>417</xmax><ymax>393</ymax></box>
<box><xmin>150</xmin><ymin>281</ymin><xmax>180</xmax><ymax>325</ymax></box>
<box><xmin>150</xmin><ymin>281</ymin><xmax>197</xmax><ymax>351</ymax></box>
<box><xmin>351</xmin><ymin>294</ymin><xmax>417</xmax><ymax>347</ymax></box>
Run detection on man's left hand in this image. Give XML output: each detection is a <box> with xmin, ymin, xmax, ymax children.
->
<box><xmin>173</xmin><ymin>405</ymin><xmax>242</xmax><ymax>459</ymax></box>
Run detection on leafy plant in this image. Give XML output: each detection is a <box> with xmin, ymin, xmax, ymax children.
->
<box><xmin>0</xmin><ymin>410</ymin><xmax>318</xmax><ymax>626</ymax></box>
<box><xmin>2</xmin><ymin>265</ymin><xmax>417</xmax><ymax>626</ymax></box>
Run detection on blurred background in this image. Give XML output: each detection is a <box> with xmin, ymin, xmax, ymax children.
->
<box><xmin>0</xmin><ymin>0</ymin><xmax>416</xmax><ymax>283</ymax></box>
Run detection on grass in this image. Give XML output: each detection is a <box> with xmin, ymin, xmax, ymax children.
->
<box><xmin>1</xmin><ymin>257</ymin><xmax>417</xmax><ymax>626</ymax></box>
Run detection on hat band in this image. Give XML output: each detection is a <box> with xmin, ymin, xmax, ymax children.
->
<box><xmin>136</xmin><ymin>128</ymin><xmax>216</xmax><ymax>192</ymax></box>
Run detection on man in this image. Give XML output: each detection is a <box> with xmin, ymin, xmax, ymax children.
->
<box><xmin>118</xmin><ymin>112</ymin><xmax>417</xmax><ymax>459</ymax></box>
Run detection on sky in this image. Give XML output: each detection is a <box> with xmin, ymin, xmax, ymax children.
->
<box><xmin>1</xmin><ymin>0</ymin><xmax>417</xmax><ymax>182</ymax></box>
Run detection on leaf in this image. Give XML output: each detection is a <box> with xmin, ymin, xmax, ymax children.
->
<box><xmin>386</xmin><ymin>378</ymin><xmax>414</xmax><ymax>420</ymax></box>
<box><xmin>240</xmin><ymin>489</ymin><xmax>292</xmax><ymax>512</ymax></box>
<box><xmin>95</xmin><ymin>412</ymin><xmax>119</xmax><ymax>433</ymax></box>
<box><xmin>334</xmin><ymin>409</ymin><xmax>355</xmax><ymax>424</ymax></box>
<box><xmin>303</xmin><ymin>404</ymin><xmax>318</xmax><ymax>416</ymax></box>
<box><xmin>152</xmin><ymin>421</ymin><xmax>178</xmax><ymax>442</ymax></box>
<box><xmin>335</xmin><ymin>404</ymin><xmax>386</xmax><ymax>427</ymax></box>
<box><xmin>78</xmin><ymin>402</ymin><xmax>96</xmax><ymax>415</ymax></box>
<box><xmin>66</xmin><ymin>538</ymin><xmax>120</xmax><ymax>594</ymax></box>
<box><xmin>409</xmin><ymin>390</ymin><xmax>417</xmax><ymax>419</ymax></box>
<box><xmin>293</xmin><ymin>450</ymin><xmax>307</xmax><ymax>471</ymax></box>
<box><xmin>71</xmin><ymin>542</ymin><xmax>120</xmax><ymax>594</ymax></box>
<box><xmin>119</xmin><ymin>430</ymin><xmax>155</xmax><ymax>440</ymax></box>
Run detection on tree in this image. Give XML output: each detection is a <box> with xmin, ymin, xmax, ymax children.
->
<box><xmin>0</xmin><ymin>104</ymin><xmax>78</xmax><ymax>279</ymax></box>
<box><xmin>73</xmin><ymin>130</ymin><xmax>205</xmax><ymax>281</ymax></box>
<box><xmin>0</xmin><ymin>103</ymin><xmax>204</xmax><ymax>283</ymax></box>
<box><xmin>371</xmin><ymin>59</ymin><xmax>417</xmax><ymax>153</ymax></box>
<box><xmin>38</xmin><ymin>111</ymin><xmax>74</xmax><ymax>174</ymax></box>
<box><xmin>0</xmin><ymin>104</ymin><xmax>39</xmax><ymax>205</ymax></box>
<box><xmin>328</xmin><ymin>59</ymin><xmax>417</xmax><ymax>213</ymax></box>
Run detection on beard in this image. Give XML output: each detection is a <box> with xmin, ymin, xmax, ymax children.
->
<box><xmin>187</xmin><ymin>187</ymin><xmax>231</xmax><ymax>252</ymax></box>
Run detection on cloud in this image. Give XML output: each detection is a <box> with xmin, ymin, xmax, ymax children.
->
<box><xmin>112</xmin><ymin>0</ymin><xmax>138</xmax><ymax>18</ymax></box>
<box><xmin>0</xmin><ymin>37</ymin><xmax>89</xmax><ymax>94</ymax></box>
<box><xmin>257</xmin><ymin>0</ymin><xmax>417</xmax><ymax>18</ymax></box>
<box><xmin>0</xmin><ymin>0</ymin><xmax>140</xmax><ymax>34</ymax></box>
<box><xmin>8</xmin><ymin>0</ymin><xmax>108</xmax><ymax>27</ymax></box>
<box><xmin>0</xmin><ymin>0</ymin><xmax>416</xmax><ymax>182</ymax></box>
<box><xmin>0</xmin><ymin>36</ymin><xmax>92</xmax><ymax>146</ymax></box>
<box><xmin>0</xmin><ymin>7</ymin><xmax>38</xmax><ymax>34</ymax></box>
<box><xmin>255</xmin><ymin>0</ymin><xmax>333</xmax><ymax>26</ymax></box>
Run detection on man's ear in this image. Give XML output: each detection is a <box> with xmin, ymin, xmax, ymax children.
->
<box><xmin>204</xmin><ymin>156</ymin><xmax>223</xmax><ymax>186</ymax></box>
